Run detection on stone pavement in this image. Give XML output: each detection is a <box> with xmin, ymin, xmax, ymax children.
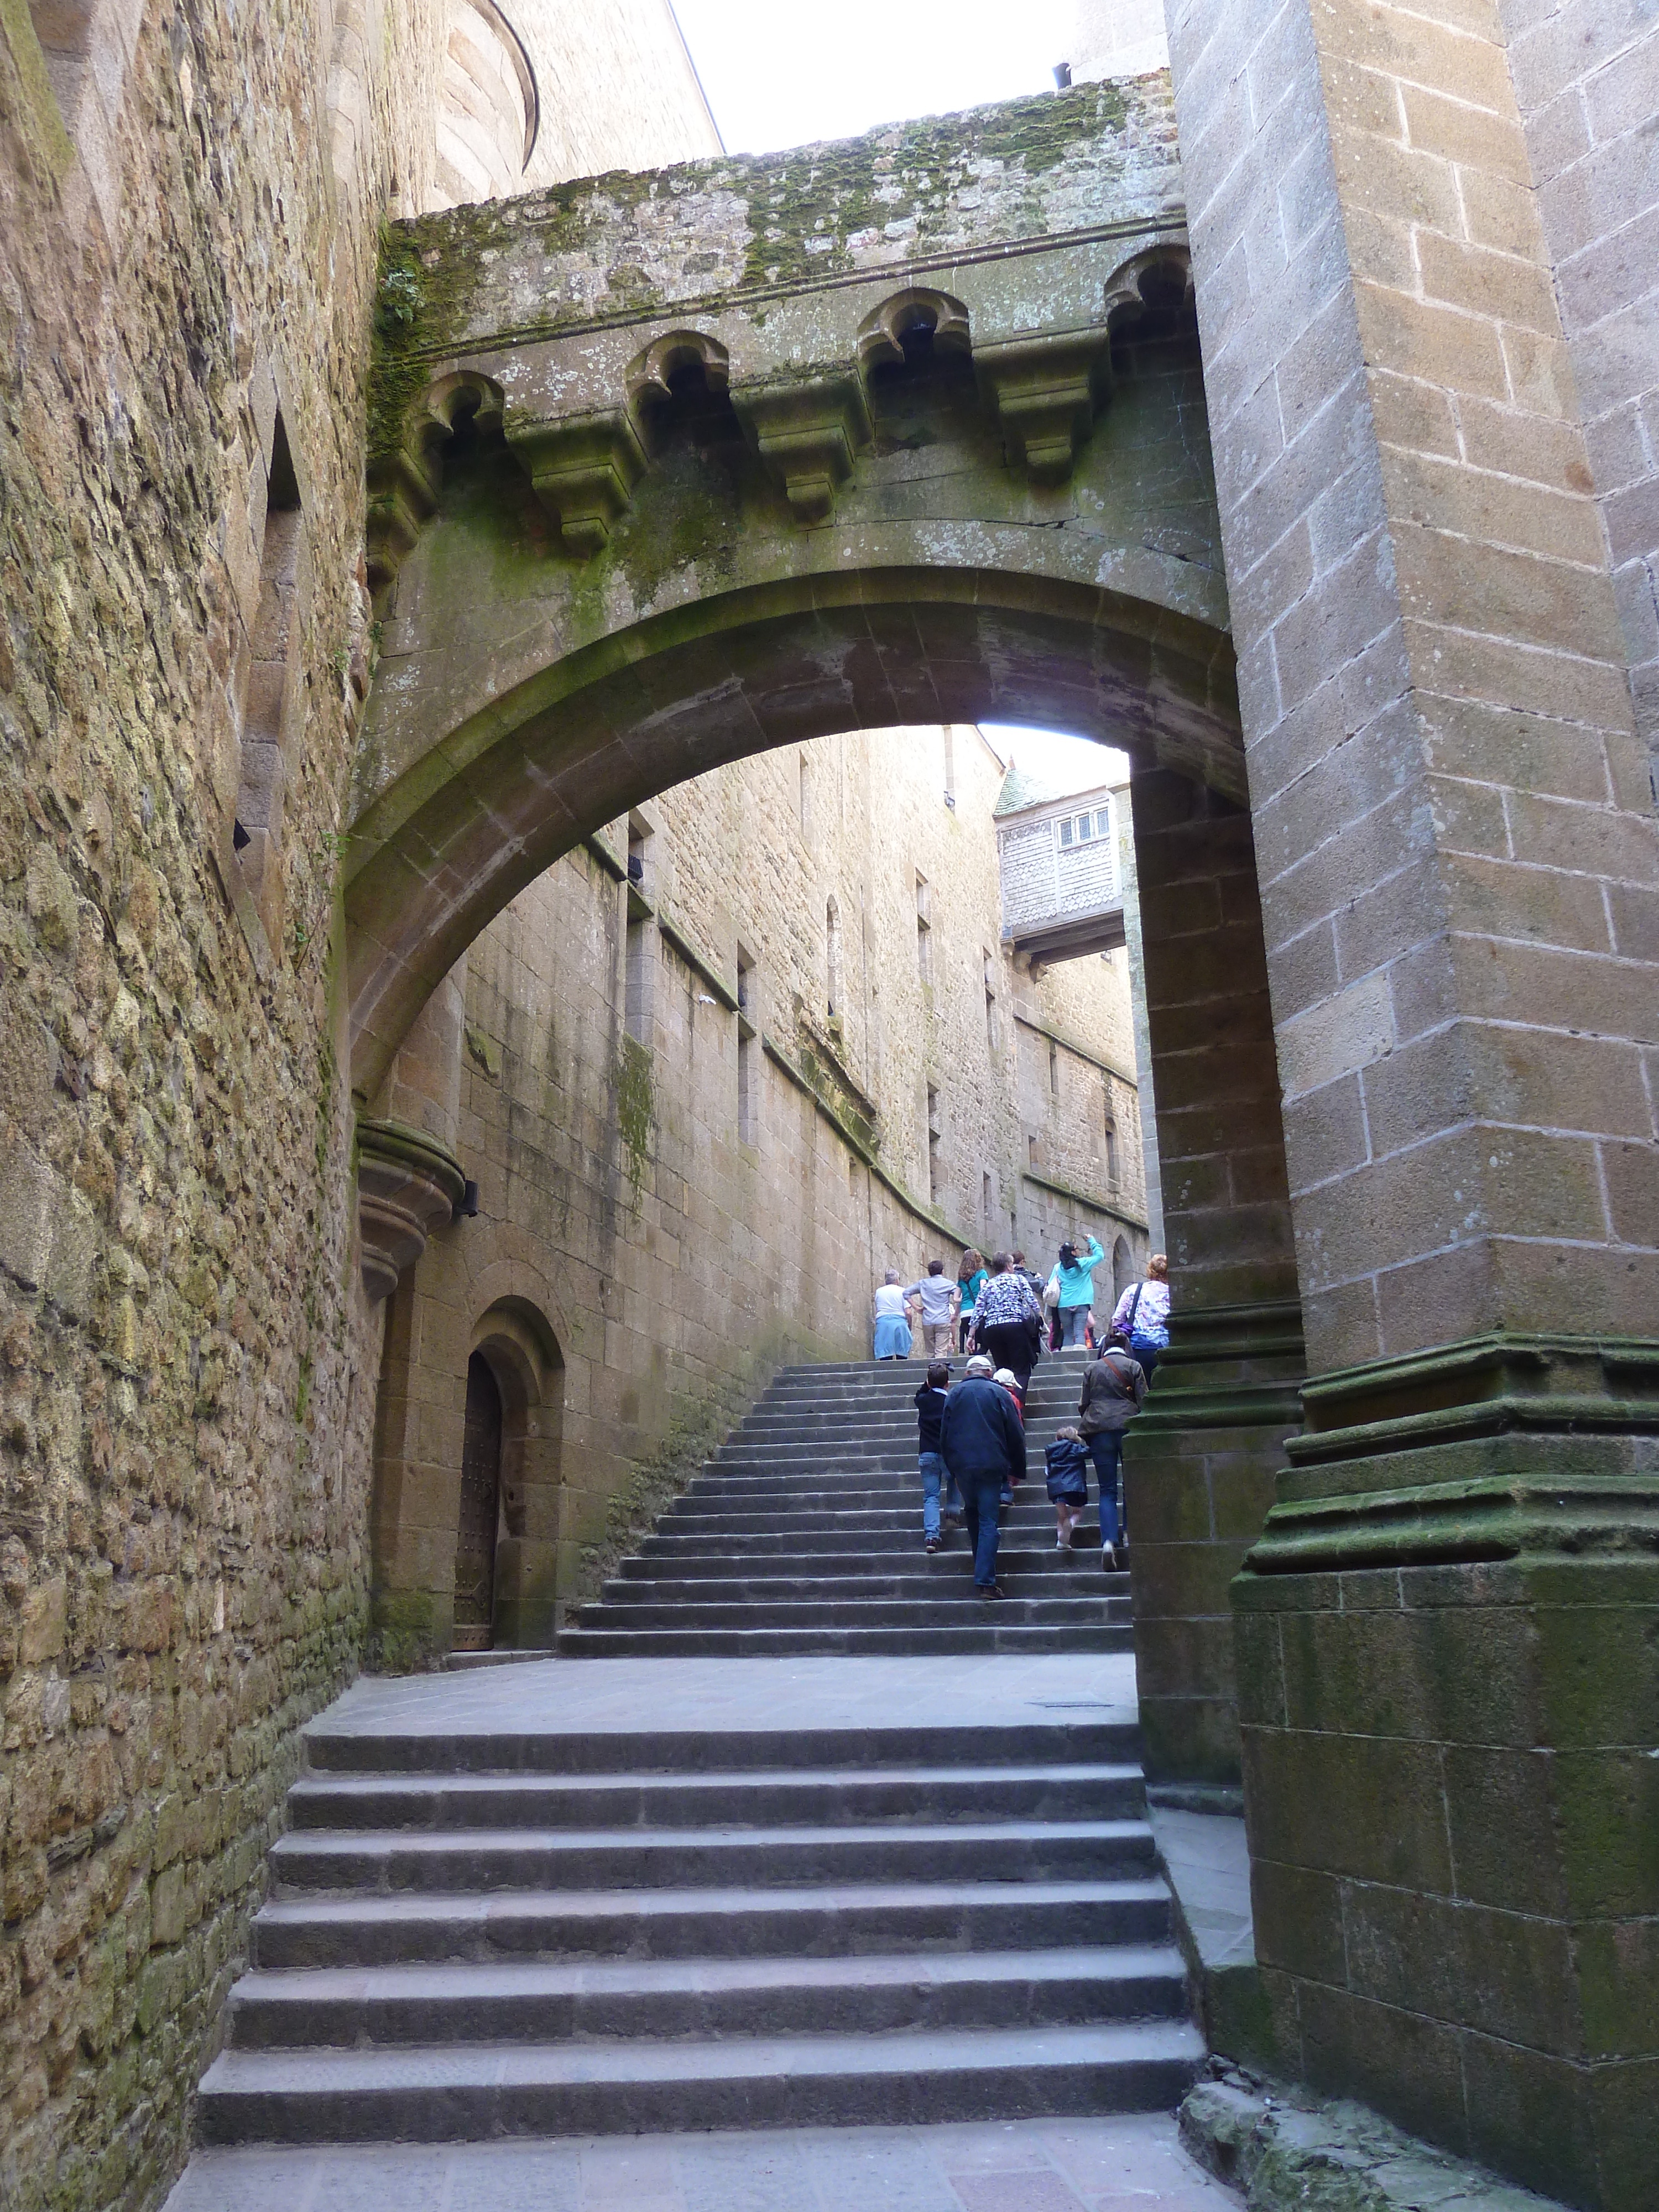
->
<box><xmin>312</xmin><ymin>1650</ymin><xmax>1141</xmax><ymax>1742</ymax></box>
<box><xmin>164</xmin><ymin>2112</ymin><xmax>1238</xmax><ymax>2210</ymax></box>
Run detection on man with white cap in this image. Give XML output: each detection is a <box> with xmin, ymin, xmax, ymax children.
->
<box><xmin>939</xmin><ymin>1353</ymin><xmax>1025</xmax><ymax>1599</ymax></box>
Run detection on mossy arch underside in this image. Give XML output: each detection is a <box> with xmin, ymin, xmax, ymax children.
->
<box><xmin>345</xmin><ymin>565</ymin><xmax>1241</xmax><ymax>1099</ymax></box>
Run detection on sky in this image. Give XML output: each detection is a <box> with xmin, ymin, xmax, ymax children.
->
<box><xmin>983</xmin><ymin>726</ymin><xmax>1133</xmax><ymax>796</ymax></box>
<box><xmin>670</xmin><ymin>0</ymin><xmax>1075</xmax><ymax>156</ymax></box>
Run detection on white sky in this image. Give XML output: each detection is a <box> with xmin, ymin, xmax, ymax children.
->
<box><xmin>671</xmin><ymin>0</ymin><xmax>1074</xmax><ymax>156</ymax></box>
<box><xmin>983</xmin><ymin>726</ymin><xmax>1133</xmax><ymax>795</ymax></box>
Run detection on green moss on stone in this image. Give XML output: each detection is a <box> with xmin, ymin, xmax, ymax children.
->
<box><xmin>614</xmin><ymin>1033</ymin><xmax>653</xmax><ymax>1201</ymax></box>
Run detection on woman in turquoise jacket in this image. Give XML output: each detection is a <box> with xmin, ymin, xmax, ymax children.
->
<box><xmin>1050</xmin><ymin>1235</ymin><xmax>1105</xmax><ymax>1349</ymax></box>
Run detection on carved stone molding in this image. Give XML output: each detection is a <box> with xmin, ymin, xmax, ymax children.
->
<box><xmin>356</xmin><ymin>1117</ymin><xmax>467</xmax><ymax>1301</ymax></box>
<box><xmin>504</xmin><ymin>407</ymin><xmax>648</xmax><ymax>556</ymax></box>
<box><xmin>975</xmin><ymin>328</ymin><xmax>1114</xmax><ymax>484</ymax></box>
<box><xmin>855</xmin><ymin>286</ymin><xmax>972</xmax><ymax>371</ymax></box>
<box><xmin>1247</xmin><ymin>1331</ymin><xmax>1659</xmax><ymax>1571</ymax></box>
<box><xmin>366</xmin><ymin>371</ymin><xmax>504</xmax><ymax>599</ymax></box>
<box><xmin>729</xmin><ymin>374</ymin><xmax>872</xmax><ymax>523</ymax></box>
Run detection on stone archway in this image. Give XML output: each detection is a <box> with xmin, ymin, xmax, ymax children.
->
<box><xmin>345</xmin><ymin>79</ymin><xmax>1227</xmax><ymax>1109</ymax></box>
<box><xmin>469</xmin><ymin>1298</ymin><xmax>565</xmax><ymax>1649</ymax></box>
<box><xmin>346</xmin><ymin>81</ymin><xmax>1308</xmax><ymax>1738</ymax></box>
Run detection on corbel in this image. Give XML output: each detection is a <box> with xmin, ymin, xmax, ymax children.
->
<box><xmin>729</xmin><ymin>373</ymin><xmax>872</xmax><ymax>524</ymax></box>
<box><xmin>974</xmin><ymin>328</ymin><xmax>1114</xmax><ymax>486</ymax></box>
<box><xmin>505</xmin><ymin>406</ymin><xmax>648</xmax><ymax>557</ymax></box>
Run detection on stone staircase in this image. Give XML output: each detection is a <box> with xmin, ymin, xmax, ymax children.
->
<box><xmin>191</xmin><ymin>1350</ymin><xmax>1202</xmax><ymax>2150</ymax></box>
<box><xmin>561</xmin><ymin>1348</ymin><xmax>1128</xmax><ymax>1656</ymax></box>
<box><xmin>195</xmin><ymin>1708</ymin><xmax>1201</xmax><ymax>2143</ymax></box>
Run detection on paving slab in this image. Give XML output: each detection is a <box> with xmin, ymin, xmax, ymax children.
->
<box><xmin>164</xmin><ymin>2114</ymin><xmax>1241</xmax><ymax>2211</ymax></box>
<box><xmin>313</xmin><ymin>1652</ymin><xmax>1140</xmax><ymax>1745</ymax></box>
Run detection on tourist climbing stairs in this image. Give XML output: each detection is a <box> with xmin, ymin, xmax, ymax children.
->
<box><xmin>560</xmin><ymin>1348</ymin><xmax>1129</xmax><ymax>1656</ymax></box>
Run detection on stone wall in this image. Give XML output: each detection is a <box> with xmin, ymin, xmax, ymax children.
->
<box><xmin>1502</xmin><ymin>0</ymin><xmax>1659</xmax><ymax>784</ymax></box>
<box><xmin>0</xmin><ymin>1</ymin><xmax>726</xmax><ymax>2203</ymax></box>
<box><xmin>430</xmin><ymin>0</ymin><xmax>721</xmax><ymax>211</ymax></box>
<box><xmin>372</xmin><ymin>721</ymin><xmax>1147</xmax><ymax>1653</ymax></box>
<box><xmin>0</xmin><ymin>1</ymin><xmax>424</xmax><ymax>2200</ymax></box>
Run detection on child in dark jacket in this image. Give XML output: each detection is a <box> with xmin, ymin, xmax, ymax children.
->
<box><xmin>1045</xmin><ymin>1424</ymin><xmax>1091</xmax><ymax>1549</ymax></box>
<box><xmin>914</xmin><ymin>1361</ymin><xmax>958</xmax><ymax>1551</ymax></box>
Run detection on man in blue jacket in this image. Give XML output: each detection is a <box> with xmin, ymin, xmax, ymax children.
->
<box><xmin>940</xmin><ymin>1354</ymin><xmax>1026</xmax><ymax>1598</ymax></box>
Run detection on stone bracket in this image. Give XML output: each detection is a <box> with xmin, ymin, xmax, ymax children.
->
<box><xmin>505</xmin><ymin>406</ymin><xmax>648</xmax><ymax>556</ymax></box>
<box><xmin>355</xmin><ymin>1116</ymin><xmax>468</xmax><ymax>1301</ymax></box>
<box><xmin>729</xmin><ymin>374</ymin><xmax>872</xmax><ymax>523</ymax></box>
<box><xmin>974</xmin><ymin>328</ymin><xmax>1114</xmax><ymax>486</ymax></box>
<box><xmin>365</xmin><ymin>448</ymin><xmax>440</xmax><ymax>601</ymax></box>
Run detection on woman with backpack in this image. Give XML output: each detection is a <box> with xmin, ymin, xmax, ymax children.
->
<box><xmin>1109</xmin><ymin>1252</ymin><xmax>1170</xmax><ymax>1380</ymax></box>
<box><xmin>1077</xmin><ymin>1331</ymin><xmax>1147</xmax><ymax>1569</ymax></box>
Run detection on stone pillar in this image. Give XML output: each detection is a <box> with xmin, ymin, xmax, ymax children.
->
<box><xmin>1166</xmin><ymin>1</ymin><xmax>1659</xmax><ymax>2199</ymax></box>
<box><xmin>1123</xmin><ymin>766</ymin><xmax>1304</xmax><ymax>1786</ymax></box>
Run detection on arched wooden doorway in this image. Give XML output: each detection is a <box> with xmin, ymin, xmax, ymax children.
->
<box><xmin>452</xmin><ymin>1350</ymin><xmax>503</xmax><ymax>1651</ymax></box>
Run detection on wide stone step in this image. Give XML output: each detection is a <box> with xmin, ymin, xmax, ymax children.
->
<box><xmin>302</xmin><ymin>1719</ymin><xmax>1141</xmax><ymax>1777</ymax></box>
<box><xmin>223</xmin><ymin>1943</ymin><xmax>1188</xmax><ymax>2050</ymax></box>
<box><xmin>572</xmin><ymin>1597</ymin><xmax>1128</xmax><ymax>1631</ymax></box>
<box><xmin>555</xmin><ymin>1622</ymin><xmax>1135</xmax><ymax>1656</ymax></box>
<box><xmin>285</xmin><ymin>1761</ymin><xmax>1148</xmax><ymax>1833</ymax></box>
<box><xmin>196</xmin><ymin>2016</ymin><xmax>1206</xmax><ymax>2143</ymax></box>
<box><xmin>270</xmin><ymin>1819</ymin><xmax>1155</xmax><ymax>1896</ymax></box>
<box><xmin>614</xmin><ymin>1548</ymin><xmax>1125</xmax><ymax>1582</ymax></box>
<box><xmin>605</xmin><ymin>1571</ymin><xmax>1120</xmax><ymax>1605</ymax></box>
<box><xmin>656</xmin><ymin>1506</ymin><xmax>1067</xmax><ymax>1537</ymax></box>
<box><xmin>253</xmin><ymin>1875</ymin><xmax>1176</xmax><ymax>1969</ymax></box>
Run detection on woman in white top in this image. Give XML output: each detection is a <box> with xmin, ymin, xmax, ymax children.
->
<box><xmin>1110</xmin><ymin>1252</ymin><xmax>1171</xmax><ymax>1379</ymax></box>
<box><xmin>873</xmin><ymin>1270</ymin><xmax>914</xmax><ymax>1360</ymax></box>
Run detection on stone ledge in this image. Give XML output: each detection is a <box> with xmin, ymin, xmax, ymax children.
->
<box><xmin>1180</xmin><ymin>2068</ymin><xmax>1570</xmax><ymax>2212</ymax></box>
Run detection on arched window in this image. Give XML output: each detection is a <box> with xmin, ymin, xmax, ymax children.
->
<box><xmin>826</xmin><ymin>895</ymin><xmax>842</xmax><ymax>1018</ymax></box>
<box><xmin>1113</xmin><ymin>1236</ymin><xmax>1134</xmax><ymax>1305</ymax></box>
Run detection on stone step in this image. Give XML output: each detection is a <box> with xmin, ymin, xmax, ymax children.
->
<box><xmin>637</xmin><ymin>1527</ymin><xmax>1095</xmax><ymax>1557</ymax></box>
<box><xmin>680</xmin><ymin>1464</ymin><xmax>1075</xmax><ymax>1496</ymax></box>
<box><xmin>603</xmin><ymin>1571</ymin><xmax>1118</xmax><ymax>1605</ymax></box>
<box><xmin>613</xmin><ymin>1548</ymin><xmax>1125</xmax><ymax>1582</ymax></box>
<box><xmin>253</xmin><ymin>1875</ymin><xmax>1176</xmax><ymax>1970</ymax></box>
<box><xmin>223</xmin><ymin>1943</ymin><xmax>1188</xmax><ymax>2051</ymax></box>
<box><xmin>556</xmin><ymin>1622</ymin><xmax>1135</xmax><ymax>1657</ymax></box>
<box><xmin>269</xmin><ymin>1819</ymin><xmax>1156</xmax><ymax>1896</ymax></box>
<box><xmin>572</xmin><ymin>1597</ymin><xmax>1129</xmax><ymax>1632</ymax></box>
<box><xmin>285</xmin><ymin>1761</ymin><xmax>1149</xmax><ymax>1833</ymax></box>
<box><xmin>302</xmin><ymin>1720</ymin><xmax>1142</xmax><ymax>1777</ymax></box>
<box><xmin>195</xmin><ymin>2017</ymin><xmax>1206</xmax><ymax>2143</ymax></box>
<box><xmin>655</xmin><ymin>1506</ymin><xmax>1066</xmax><ymax>1537</ymax></box>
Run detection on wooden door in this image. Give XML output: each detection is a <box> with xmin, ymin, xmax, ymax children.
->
<box><xmin>453</xmin><ymin>1352</ymin><xmax>502</xmax><ymax>1651</ymax></box>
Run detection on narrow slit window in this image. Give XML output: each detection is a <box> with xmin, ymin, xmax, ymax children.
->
<box><xmin>234</xmin><ymin>409</ymin><xmax>305</xmax><ymax>927</ymax></box>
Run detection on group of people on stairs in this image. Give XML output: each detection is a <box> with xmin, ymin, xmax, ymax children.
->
<box><xmin>874</xmin><ymin>1245</ymin><xmax>1171</xmax><ymax>1378</ymax></box>
<box><xmin>896</xmin><ymin>1248</ymin><xmax>1173</xmax><ymax>1599</ymax></box>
